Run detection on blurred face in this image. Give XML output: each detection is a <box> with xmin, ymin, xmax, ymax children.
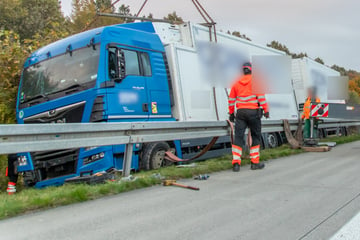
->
<box><xmin>307</xmin><ymin>88</ymin><xmax>313</xmax><ymax>98</ymax></box>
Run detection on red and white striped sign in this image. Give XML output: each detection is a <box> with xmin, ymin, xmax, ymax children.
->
<box><xmin>310</xmin><ymin>103</ymin><xmax>329</xmax><ymax>117</ymax></box>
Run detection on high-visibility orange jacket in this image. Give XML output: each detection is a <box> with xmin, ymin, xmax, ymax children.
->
<box><xmin>228</xmin><ymin>74</ymin><xmax>269</xmax><ymax>114</ymax></box>
<box><xmin>301</xmin><ymin>97</ymin><xmax>320</xmax><ymax>119</ymax></box>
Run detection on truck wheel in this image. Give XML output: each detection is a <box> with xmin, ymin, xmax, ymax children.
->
<box><xmin>267</xmin><ymin>133</ymin><xmax>278</xmax><ymax>148</ymax></box>
<box><xmin>141</xmin><ymin>142</ymin><xmax>171</xmax><ymax>170</ymax></box>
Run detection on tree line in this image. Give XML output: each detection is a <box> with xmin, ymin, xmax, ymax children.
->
<box><xmin>0</xmin><ymin>0</ymin><xmax>359</xmax><ymax>124</ymax></box>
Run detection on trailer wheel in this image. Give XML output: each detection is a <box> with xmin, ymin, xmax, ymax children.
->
<box><xmin>342</xmin><ymin>127</ymin><xmax>348</xmax><ymax>136</ymax></box>
<box><xmin>141</xmin><ymin>142</ymin><xmax>171</xmax><ymax>170</ymax></box>
<box><xmin>317</xmin><ymin>129</ymin><xmax>324</xmax><ymax>139</ymax></box>
<box><xmin>337</xmin><ymin>127</ymin><xmax>347</xmax><ymax>137</ymax></box>
<box><xmin>267</xmin><ymin>133</ymin><xmax>279</xmax><ymax>148</ymax></box>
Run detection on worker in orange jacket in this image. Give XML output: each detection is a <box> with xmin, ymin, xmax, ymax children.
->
<box><xmin>301</xmin><ymin>88</ymin><xmax>320</xmax><ymax>139</ymax></box>
<box><xmin>228</xmin><ymin>62</ymin><xmax>269</xmax><ymax>172</ymax></box>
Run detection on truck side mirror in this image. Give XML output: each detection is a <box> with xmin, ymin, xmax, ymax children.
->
<box><xmin>107</xmin><ymin>46</ymin><xmax>125</xmax><ymax>83</ymax></box>
<box><xmin>117</xmin><ymin>50</ymin><xmax>126</xmax><ymax>81</ymax></box>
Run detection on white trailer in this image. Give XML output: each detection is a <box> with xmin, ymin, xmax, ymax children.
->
<box><xmin>154</xmin><ymin>22</ymin><xmax>299</xmax><ymax>123</ymax></box>
<box><xmin>292</xmin><ymin>57</ymin><xmax>343</xmax><ymax>106</ymax></box>
<box><xmin>153</xmin><ymin>22</ymin><xmax>352</xmax><ymax>149</ymax></box>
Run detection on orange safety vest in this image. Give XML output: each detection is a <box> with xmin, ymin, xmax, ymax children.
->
<box><xmin>301</xmin><ymin>97</ymin><xmax>320</xmax><ymax>119</ymax></box>
<box><xmin>228</xmin><ymin>74</ymin><xmax>269</xmax><ymax>114</ymax></box>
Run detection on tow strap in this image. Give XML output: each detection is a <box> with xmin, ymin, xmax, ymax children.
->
<box><xmin>164</xmin><ymin>120</ymin><xmax>234</xmax><ymax>162</ymax></box>
<box><xmin>283</xmin><ymin>119</ymin><xmax>301</xmax><ymax>149</ymax></box>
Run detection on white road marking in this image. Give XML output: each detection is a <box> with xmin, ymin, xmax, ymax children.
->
<box><xmin>330</xmin><ymin>211</ymin><xmax>360</xmax><ymax>240</ymax></box>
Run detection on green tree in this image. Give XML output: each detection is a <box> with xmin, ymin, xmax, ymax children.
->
<box><xmin>292</xmin><ymin>52</ymin><xmax>308</xmax><ymax>58</ymax></box>
<box><xmin>267</xmin><ymin>41</ymin><xmax>308</xmax><ymax>58</ymax></box>
<box><xmin>0</xmin><ymin>31</ymin><xmax>29</xmax><ymax>123</ymax></box>
<box><xmin>0</xmin><ymin>0</ymin><xmax>68</xmax><ymax>40</ymax></box>
<box><xmin>164</xmin><ymin>11</ymin><xmax>184</xmax><ymax>24</ymax></box>
<box><xmin>348</xmin><ymin>91</ymin><xmax>360</xmax><ymax>104</ymax></box>
<box><xmin>267</xmin><ymin>41</ymin><xmax>291</xmax><ymax>55</ymax></box>
<box><xmin>117</xmin><ymin>4</ymin><xmax>135</xmax><ymax>23</ymax></box>
<box><xmin>331</xmin><ymin>64</ymin><xmax>347</xmax><ymax>76</ymax></box>
<box><xmin>314</xmin><ymin>57</ymin><xmax>324</xmax><ymax>65</ymax></box>
<box><xmin>230</xmin><ymin>31</ymin><xmax>251</xmax><ymax>41</ymax></box>
<box><xmin>118</xmin><ymin>4</ymin><xmax>131</xmax><ymax>16</ymax></box>
<box><xmin>70</xmin><ymin>0</ymin><xmax>127</xmax><ymax>33</ymax></box>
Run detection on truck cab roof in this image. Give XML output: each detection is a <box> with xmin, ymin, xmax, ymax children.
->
<box><xmin>24</xmin><ymin>22</ymin><xmax>164</xmax><ymax>68</ymax></box>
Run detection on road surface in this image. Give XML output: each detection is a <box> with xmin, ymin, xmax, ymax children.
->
<box><xmin>1</xmin><ymin>141</ymin><xmax>360</xmax><ymax>240</ymax></box>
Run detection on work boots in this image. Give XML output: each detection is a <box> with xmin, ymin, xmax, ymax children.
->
<box><xmin>251</xmin><ymin>162</ymin><xmax>265</xmax><ymax>170</ymax></box>
<box><xmin>7</xmin><ymin>182</ymin><xmax>16</xmax><ymax>195</ymax></box>
<box><xmin>232</xmin><ymin>163</ymin><xmax>240</xmax><ymax>172</ymax></box>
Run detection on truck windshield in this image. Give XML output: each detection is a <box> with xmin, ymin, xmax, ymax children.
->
<box><xmin>19</xmin><ymin>46</ymin><xmax>100</xmax><ymax>104</ymax></box>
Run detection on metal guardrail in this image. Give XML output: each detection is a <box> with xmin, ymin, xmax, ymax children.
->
<box><xmin>0</xmin><ymin>121</ymin><xmax>231</xmax><ymax>176</ymax></box>
<box><xmin>0</xmin><ymin>120</ymin><xmax>299</xmax><ymax>154</ymax></box>
<box><xmin>0</xmin><ymin>121</ymin><xmax>230</xmax><ymax>154</ymax></box>
<box><xmin>0</xmin><ymin>119</ymin><xmax>359</xmax><ymax>176</ymax></box>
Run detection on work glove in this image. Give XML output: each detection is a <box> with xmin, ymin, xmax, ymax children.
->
<box><xmin>264</xmin><ymin>112</ymin><xmax>270</xmax><ymax>119</ymax></box>
<box><xmin>229</xmin><ymin>113</ymin><xmax>235</xmax><ymax>122</ymax></box>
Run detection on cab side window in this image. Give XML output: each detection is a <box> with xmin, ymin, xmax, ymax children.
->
<box><xmin>123</xmin><ymin>50</ymin><xmax>140</xmax><ymax>76</ymax></box>
<box><xmin>140</xmin><ymin>53</ymin><xmax>152</xmax><ymax>76</ymax></box>
<box><xmin>108</xmin><ymin>48</ymin><xmax>152</xmax><ymax>78</ymax></box>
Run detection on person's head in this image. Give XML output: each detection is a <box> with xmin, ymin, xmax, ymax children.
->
<box><xmin>307</xmin><ymin>87</ymin><xmax>317</xmax><ymax>99</ymax></box>
<box><xmin>242</xmin><ymin>62</ymin><xmax>252</xmax><ymax>75</ymax></box>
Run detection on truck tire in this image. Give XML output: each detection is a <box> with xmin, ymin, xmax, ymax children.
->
<box><xmin>267</xmin><ymin>133</ymin><xmax>279</xmax><ymax>148</ymax></box>
<box><xmin>141</xmin><ymin>142</ymin><xmax>171</xmax><ymax>170</ymax></box>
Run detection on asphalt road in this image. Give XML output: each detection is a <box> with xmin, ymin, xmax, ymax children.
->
<box><xmin>1</xmin><ymin>141</ymin><xmax>360</xmax><ymax>240</ymax></box>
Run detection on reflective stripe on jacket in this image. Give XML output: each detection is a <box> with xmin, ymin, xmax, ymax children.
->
<box><xmin>228</xmin><ymin>74</ymin><xmax>269</xmax><ymax>114</ymax></box>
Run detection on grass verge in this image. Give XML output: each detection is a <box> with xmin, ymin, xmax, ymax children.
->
<box><xmin>0</xmin><ymin>134</ymin><xmax>359</xmax><ymax>220</ymax></box>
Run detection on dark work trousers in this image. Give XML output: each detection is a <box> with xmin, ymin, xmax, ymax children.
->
<box><xmin>7</xmin><ymin>154</ymin><xmax>18</xmax><ymax>183</ymax></box>
<box><xmin>234</xmin><ymin>109</ymin><xmax>262</xmax><ymax>149</ymax></box>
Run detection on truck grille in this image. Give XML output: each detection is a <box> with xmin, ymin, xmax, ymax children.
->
<box><xmin>23</xmin><ymin>101</ymin><xmax>85</xmax><ymax>124</ymax></box>
<box><xmin>31</xmin><ymin>149</ymin><xmax>78</xmax><ymax>179</ymax></box>
<box><xmin>23</xmin><ymin>102</ymin><xmax>85</xmax><ymax>179</ymax></box>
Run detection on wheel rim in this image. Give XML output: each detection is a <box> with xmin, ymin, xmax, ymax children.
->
<box><xmin>153</xmin><ymin>150</ymin><xmax>166</xmax><ymax>169</ymax></box>
<box><xmin>268</xmin><ymin>134</ymin><xmax>277</xmax><ymax>148</ymax></box>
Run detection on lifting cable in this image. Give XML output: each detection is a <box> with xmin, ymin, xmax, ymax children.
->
<box><xmin>135</xmin><ymin>0</ymin><xmax>149</xmax><ymax>17</ymax></box>
<box><xmin>191</xmin><ymin>0</ymin><xmax>220</xmax><ymax>121</ymax></box>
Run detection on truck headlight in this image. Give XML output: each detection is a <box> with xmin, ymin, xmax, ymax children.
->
<box><xmin>83</xmin><ymin>152</ymin><xmax>105</xmax><ymax>165</ymax></box>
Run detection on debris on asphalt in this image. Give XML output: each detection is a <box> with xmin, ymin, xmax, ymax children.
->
<box><xmin>194</xmin><ymin>174</ymin><xmax>209</xmax><ymax>180</ymax></box>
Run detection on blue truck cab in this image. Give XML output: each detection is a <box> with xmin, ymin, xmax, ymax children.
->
<box><xmin>16</xmin><ymin>22</ymin><xmax>180</xmax><ymax>187</ymax></box>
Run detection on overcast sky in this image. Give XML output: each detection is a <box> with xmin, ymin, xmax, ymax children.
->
<box><xmin>61</xmin><ymin>0</ymin><xmax>360</xmax><ymax>71</ymax></box>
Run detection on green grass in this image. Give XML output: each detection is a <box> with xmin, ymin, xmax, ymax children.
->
<box><xmin>0</xmin><ymin>134</ymin><xmax>359</xmax><ymax>220</ymax></box>
<box><xmin>0</xmin><ymin>177</ymin><xmax>161</xmax><ymax>219</ymax></box>
<box><xmin>320</xmin><ymin>134</ymin><xmax>360</xmax><ymax>145</ymax></box>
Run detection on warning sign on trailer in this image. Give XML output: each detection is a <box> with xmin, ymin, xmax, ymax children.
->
<box><xmin>310</xmin><ymin>103</ymin><xmax>329</xmax><ymax>117</ymax></box>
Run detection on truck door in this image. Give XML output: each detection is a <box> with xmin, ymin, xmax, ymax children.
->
<box><xmin>106</xmin><ymin>47</ymin><xmax>150</xmax><ymax>121</ymax></box>
<box><xmin>145</xmin><ymin>52</ymin><xmax>172</xmax><ymax>120</ymax></box>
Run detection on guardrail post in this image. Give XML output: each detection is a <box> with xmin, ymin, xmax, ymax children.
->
<box><xmin>122</xmin><ymin>143</ymin><xmax>133</xmax><ymax>177</ymax></box>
